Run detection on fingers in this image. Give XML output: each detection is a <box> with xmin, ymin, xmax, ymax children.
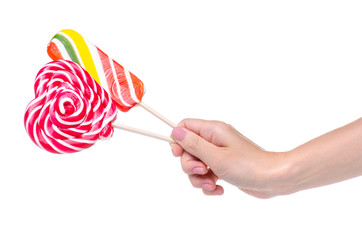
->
<box><xmin>180</xmin><ymin>151</ymin><xmax>208</xmax><ymax>175</ymax></box>
<box><xmin>178</xmin><ymin>118</ymin><xmax>240</xmax><ymax>147</ymax></box>
<box><xmin>170</xmin><ymin>118</ymin><xmax>235</xmax><ymax>196</ymax></box>
<box><xmin>171</xmin><ymin>118</ymin><xmax>241</xmax><ymax>170</ymax></box>
<box><xmin>170</xmin><ymin>143</ymin><xmax>183</xmax><ymax>157</ymax></box>
<box><xmin>188</xmin><ymin>170</ymin><xmax>224</xmax><ymax>195</ymax></box>
<box><xmin>203</xmin><ymin>185</ymin><xmax>224</xmax><ymax>196</ymax></box>
<box><xmin>180</xmin><ymin>151</ymin><xmax>224</xmax><ymax>195</ymax></box>
<box><xmin>172</xmin><ymin>126</ymin><xmax>220</xmax><ymax>170</ymax></box>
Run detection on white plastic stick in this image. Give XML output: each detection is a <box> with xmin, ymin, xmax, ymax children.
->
<box><xmin>111</xmin><ymin>123</ymin><xmax>174</xmax><ymax>143</ymax></box>
<box><xmin>138</xmin><ymin>102</ymin><xmax>177</xmax><ymax>128</ymax></box>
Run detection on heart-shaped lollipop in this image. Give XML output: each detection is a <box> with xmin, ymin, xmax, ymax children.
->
<box><xmin>24</xmin><ymin>60</ymin><xmax>117</xmax><ymax>153</ymax></box>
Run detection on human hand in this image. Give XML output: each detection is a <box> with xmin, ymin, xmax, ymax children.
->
<box><xmin>170</xmin><ymin>119</ymin><xmax>290</xmax><ymax>198</ymax></box>
<box><xmin>171</xmin><ymin>118</ymin><xmax>362</xmax><ymax>198</ymax></box>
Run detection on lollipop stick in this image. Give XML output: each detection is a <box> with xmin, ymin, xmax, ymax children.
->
<box><xmin>138</xmin><ymin>102</ymin><xmax>177</xmax><ymax>128</ymax></box>
<box><xmin>111</xmin><ymin>123</ymin><xmax>174</xmax><ymax>143</ymax></box>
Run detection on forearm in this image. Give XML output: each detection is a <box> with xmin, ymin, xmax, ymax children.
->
<box><xmin>285</xmin><ymin>118</ymin><xmax>362</xmax><ymax>193</ymax></box>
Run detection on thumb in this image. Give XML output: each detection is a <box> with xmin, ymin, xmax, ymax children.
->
<box><xmin>171</xmin><ymin>127</ymin><xmax>220</xmax><ymax>168</ymax></box>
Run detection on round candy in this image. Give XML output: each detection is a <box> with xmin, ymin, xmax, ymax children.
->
<box><xmin>47</xmin><ymin>29</ymin><xmax>144</xmax><ymax>112</ymax></box>
<box><xmin>24</xmin><ymin>60</ymin><xmax>117</xmax><ymax>154</ymax></box>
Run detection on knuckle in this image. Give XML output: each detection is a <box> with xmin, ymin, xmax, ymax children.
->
<box><xmin>180</xmin><ymin>160</ymin><xmax>192</xmax><ymax>174</ymax></box>
<box><xmin>180</xmin><ymin>153</ymin><xmax>198</xmax><ymax>174</ymax></box>
<box><xmin>180</xmin><ymin>162</ymin><xmax>189</xmax><ymax>174</ymax></box>
<box><xmin>178</xmin><ymin>118</ymin><xmax>188</xmax><ymax>126</ymax></box>
<box><xmin>210</xmin><ymin>121</ymin><xmax>230</xmax><ymax>133</ymax></box>
<box><xmin>179</xmin><ymin>118</ymin><xmax>192</xmax><ymax>127</ymax></box>
<box><xmin>188</xmin><ymin>175</ymin><xmax>200</xmax><ymax>188</ymax></box>
<box><xmin>186</xmin><ymin>135</ymin><xmax>200</xmax><ymax>151</ymax></box>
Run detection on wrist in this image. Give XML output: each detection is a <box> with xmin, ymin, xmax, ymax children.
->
<box><xmin>259</xmin><ymin>151</ymin><xmax>299</xmax><ymax>196</ymax></box>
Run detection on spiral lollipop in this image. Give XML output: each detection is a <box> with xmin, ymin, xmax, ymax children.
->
<box><xmin>24</xmin><ymin>60</ymin><xmax>117</xmax><ymax>154</ymax></box>
<box><xmin>47</xmin><ymin>29</ymin><xmax>176</xmax><ymax>127</ymax></box>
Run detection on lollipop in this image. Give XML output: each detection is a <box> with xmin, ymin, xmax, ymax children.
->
<box><xmin>25</xmin><ymin>60</ymin><xmax>173</xmax><ymax>154</ymax></box>
<box><xmin>47</xmin><ymin>29</ymin><xmax>175</xmax><ymax>127</ymax></box>
<box><xmin>24</xmin><ymin>60</ymin><xmax>117</xmax><ymax>153</ymax></box>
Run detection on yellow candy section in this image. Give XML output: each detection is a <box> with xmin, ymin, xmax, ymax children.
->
<box><xmin>61</xmin><ymin>29</ymin><xmax>101</xmax><ymax>85</ymax></box>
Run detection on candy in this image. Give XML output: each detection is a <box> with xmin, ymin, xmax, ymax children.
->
<box><xmin>24</xmin><ymin>60</ymin><xmax>117</xmax><ymax>154</ymax></box>
<box><xmin>47</xmin><ymin>29</ymin><xmax>144</xmax><ymax>112</ymax></box>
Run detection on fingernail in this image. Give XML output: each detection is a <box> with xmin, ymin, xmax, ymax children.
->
<box><xmin>212</xmin><ymin>188</ymin><xmax>224</xmax><ymax>195</ymax></box>
<box><xmin>192</xmin><ymin>167</ymin><xmax>206</xmax><ymax>175</ymax></box>
<box><xmin>172</xmin><ymin>127</ymin><xmax>187</xmax><ymax>142</ymax></box>
<box><xmin>201</xmin><ymin>184</ymin><xmax>214</xmax><ymax>191</ymax></box>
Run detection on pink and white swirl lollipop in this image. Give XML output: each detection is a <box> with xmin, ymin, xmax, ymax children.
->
<box><xmin>24</xmin><ymin>60</ymin><xmax>117</xmax><ymax>153</ymax></box>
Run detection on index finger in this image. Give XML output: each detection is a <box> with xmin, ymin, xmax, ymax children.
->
<box><xmin>178</xmin><ymin>118</ymin><xmax>239</xmax><ymax>147</ymax></box>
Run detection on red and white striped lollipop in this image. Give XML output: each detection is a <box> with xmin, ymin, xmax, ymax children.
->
<box><xmin>47</xmin><ymin>29</ymin><xmax>176</xmax><ymax>128</ymax></box>
<box><xmin>24</xmin><ymin>60</ymin><xmax>117</xmax><ymax>154</ymax></box>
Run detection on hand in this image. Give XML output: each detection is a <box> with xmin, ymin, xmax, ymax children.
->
<box><xmin>170</xmin><ymin>119</ymin><xmax>290</xmax><ymax>198</ymax></box>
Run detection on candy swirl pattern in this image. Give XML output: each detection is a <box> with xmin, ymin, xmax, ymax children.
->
<box><xmin>24</xmin><ymin>60</ymin><xmax>117</xmax><ymax>154</ymax></box>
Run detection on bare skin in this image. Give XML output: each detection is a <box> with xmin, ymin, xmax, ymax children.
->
<box><xmin>170</xmin><ymin>118</ymin><xmax>362</xmax><ymax>198</ymax></box>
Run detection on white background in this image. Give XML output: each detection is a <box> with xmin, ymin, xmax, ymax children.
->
<box><xmin>1</xmin><ymin>0</ymin><xmax>361</xmax><ymax>239</ymax></box>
